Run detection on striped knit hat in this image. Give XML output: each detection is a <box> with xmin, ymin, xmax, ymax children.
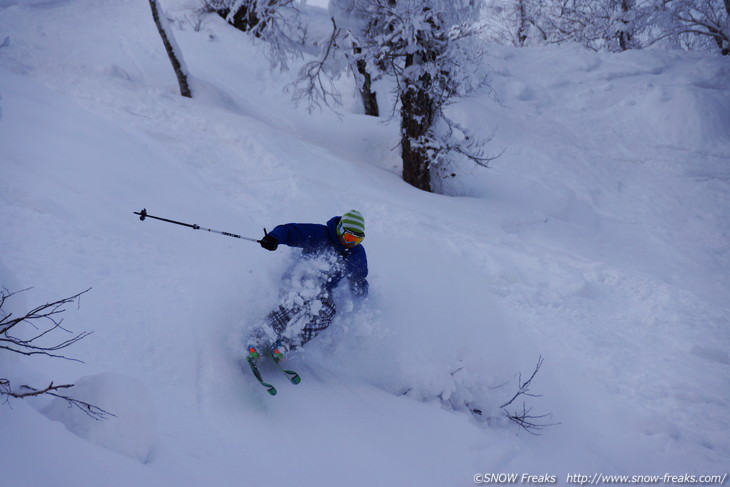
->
<box><xmin>337</xmin><ymin>210</ymin><xmax>365</xmax><ymax>236</ymax></box>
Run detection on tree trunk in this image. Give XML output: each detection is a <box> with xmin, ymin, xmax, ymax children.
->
<box><xmin>516</xmin><ymin>0</ymin><xmax>528</xmax><ymax>46</ymax></box>
<box><xmin>617</xmin><ymin>0</ymin><xmax>632</xmax><ymax>51</ymax></box>
<box><xmin>148</xmin><ymin>0</ymin><xmax>192</xmax><ymax>98</ymax></box>
<box><xmin>356</xmin><ymin>58</ymin><xmax>379</xmax><ymax>117</ymax></box>
<box><xmin>229</xmin><ymin>4</ymin><xmax>263</xmax><ymax>35</ymax></box>
<box><xmin>400</xmin><ymin>53</ymin><xmax>434</xmax><ymax>192</ymax></box>
<box><xmin>713</xmin><ymin>0</ymin><xmax>729</xmax><ymax>55</ymax></box>
<box><xmin>352</xmin><ymin>45</ymin><xmax>379</xmax><ymax>117</ymax></box>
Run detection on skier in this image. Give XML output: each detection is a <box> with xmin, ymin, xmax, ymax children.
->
<box><xmin>245</xmin><ymin>210</ymin><xmax>368</xmax><ymax>363</ymax></box>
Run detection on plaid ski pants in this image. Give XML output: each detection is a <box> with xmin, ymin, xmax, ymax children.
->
<box><xmin>251</xmin><ymin>294</ymin><xmax>336</xmax><ymax>351</ymax></box>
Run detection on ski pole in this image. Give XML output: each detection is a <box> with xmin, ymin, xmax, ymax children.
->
<box><xmin>133</xmin><ymin>208</ymin><xmax>262</xmax><ymax>243</ymax></box>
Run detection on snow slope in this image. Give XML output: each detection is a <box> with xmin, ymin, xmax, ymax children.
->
<box><xmin>1</xmin><ymin>0</ymin><xmax>729</xmax><ymax>485</ymax></box>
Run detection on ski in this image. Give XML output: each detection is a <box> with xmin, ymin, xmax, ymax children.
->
<box><xmin>246</xmin><ymin>356</ymin><xmax>277</xmax><ymax>396</ymax></box>
<box><xmin>268</xmin><ymin>353</ymin><xmax>301</xmax><ymax>385</ymax></box>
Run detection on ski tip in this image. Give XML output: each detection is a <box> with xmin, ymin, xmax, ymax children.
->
<box><xmin>267</xmin><ymin>387</ymin><xmax>278</xmax><ymax>396</ymax></box>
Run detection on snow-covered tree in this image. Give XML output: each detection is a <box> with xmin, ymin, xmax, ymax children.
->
<box><xmin>484</xmin><ymin>0</ymin><xmax>729</xmax><ymax>55</ymax></box>
<box><xmin>535</xmin><ymin>0</ymin><xmax>650</xmax><ymax>51</ymax></box>
<box><xmin>482</xmin><ymin>0</ymin><xmax>548</xmax><ymax>46</ymax></box>
<box><xmin>300</xmin><ymin>0</ymin><xmax>492</xmax><ymax>192</ymax></box>
<box><xmin>292</xmin><ymin>1</ymin><xmax>380</xmax><ymax>116</ymax></box>
<box><xmin>203</xmin><ymin>0</ymin><xmax>304</xmax><ymax>69</ymax></box>
<box><xmin>367</xmin><ymin>0</ymin><xmax>492</xmax><ymax>191</ymax></box>
<box><xmin>649</xmin><ymin>0</ymin><xmax>730</xmax><ymax>54</ymax></box>
<box><xmin>328</xmin><ymin>0</ymin><xmax>381</xmax><ymax>116</ymax></box>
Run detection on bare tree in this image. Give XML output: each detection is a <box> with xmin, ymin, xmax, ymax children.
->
<box><xmin>149</xmin><ymin>0</ymin><xmax>192</xmax><ymax>98</ymax></box>
<box><xmin>0</xmin><ymin>288</ymin><xmax>114</xmax><ymax>420</ymax></box>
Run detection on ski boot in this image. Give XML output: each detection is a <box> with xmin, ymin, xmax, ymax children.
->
<box><xmin>245</xmin><ymin>344</ymin><xmax>261</xmax><ymax>361</ymax></box>
<box><xmin>271</xmin><ymin>341</ymin><xmax>288</xmax><ymax>363</ymax></box>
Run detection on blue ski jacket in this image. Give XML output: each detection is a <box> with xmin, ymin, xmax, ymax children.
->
<box><xmin>268</xmin><ymin>216</ymin><xmax>369</xmax><ymax>297</ymax></box>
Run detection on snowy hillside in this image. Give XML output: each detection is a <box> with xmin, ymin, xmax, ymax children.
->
<box><xmin>1</xmin><ymin>0</ymin><xmax>729</xmax><ymax>486</ymax></box>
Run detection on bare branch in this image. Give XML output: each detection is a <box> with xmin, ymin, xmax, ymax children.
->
<box><xmin>0</xmin><ymin>288</ymin><xmax>92</xmax><ymax>361</ymax></box>
<box><xmin>1</xmin><ymin>287</ymin><xmax>113</xmax><ymax>421</ymax></box>
<box><xmin>290</xmin><ymin>17</ymin><xmax>344</xmax><ymax>114</ymax></box>
<box><xmin>500</xmin><ymin>356</ymin><xmax>559</xmax><ymax>435</ymax></box>
<box><xmin>500</xmin><ymin>355</ymin><xmax>544</xmax><ymax>409</ymax></box>
<box><xmin>1</xmin><ymin>379</ymin><xmax>115</xmax><ymax>421</ymax></box>
<box><xmin>503</xmin><ymin>401</ymin><xmax>557</xmax><ymax>436</ymax></box>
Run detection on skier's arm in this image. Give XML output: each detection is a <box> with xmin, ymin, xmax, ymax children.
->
<box><xmin>266</xmin><ymin>223</ymin><xmax>328</xmax><ymax>250</ymax></box>
<box><xmin>348</xmin><ymin>249</ymin><xmax>369</xmax><ymax>298</ymax></box>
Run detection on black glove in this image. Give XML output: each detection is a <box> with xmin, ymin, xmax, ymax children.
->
<box><xmin>259</xmin><ymin>234</ymin><xmax>278</xmax><ymax>251</ymax></box>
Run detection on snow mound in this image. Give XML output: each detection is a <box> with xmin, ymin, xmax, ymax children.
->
<box><xmin>652</xmin><ymin>84</ymin><xmax>730</xmax><ymax>152</ymax></box>
<box><xmin>41</xmin><ymin>373</ymin><xmax>158</xmax><ymax>463</ymax></box>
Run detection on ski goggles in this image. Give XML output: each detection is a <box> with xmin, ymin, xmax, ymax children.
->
<box><xmin>341</xmin><ymin>229</ymin><xmax>365</xmax><ymax>245</ymax></box>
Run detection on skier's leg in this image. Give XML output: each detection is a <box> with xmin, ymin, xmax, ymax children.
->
<box><xmin>245</xmin><ymin>305</ymin><xmax>293</xmax><ymax>358</ymax></box>
<box><xmin>267</xmin><ymin>305</ymin><xmax>294</xmax><ymax>337</ymax></box>
<box><xmin>244</xmin><ymin>325</ymin><xmax>271</xmax><ymax>359</ymax></box>
<box><xmin>295</xmin><ymin>295</ymin><xmax>336</xmax><ymax>349</ymax></box>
